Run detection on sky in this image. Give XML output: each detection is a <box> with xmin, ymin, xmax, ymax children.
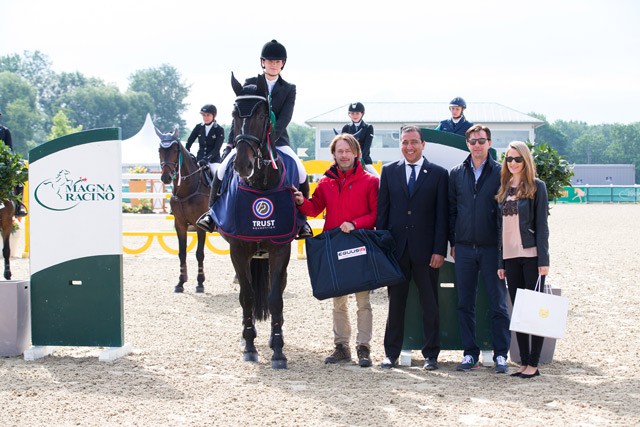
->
<box><xmin>2</xmin><ymin>0</ymin><xmax>639</xmax><ymax>131</ymax></box>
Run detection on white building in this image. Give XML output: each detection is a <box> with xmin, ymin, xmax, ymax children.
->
<box><xmin>305</xmin><ymin>102</ymin><xmax>544</xmax><ymax>162</ymax></box>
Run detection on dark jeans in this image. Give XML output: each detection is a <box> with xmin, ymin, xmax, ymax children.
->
<box><xmin>504</xmin><ymin>256</ymin><xmax>545</xmax><ymax>367</ymax></box>
<box><xmin>384</xmin><ymin>249</ymin><xmax>440</xmax><ymax>360</ymax></box>
<box><xmin>455</xmin><ymin>244</ymin><xmax>511</xmax><ymax>361</ymax></box>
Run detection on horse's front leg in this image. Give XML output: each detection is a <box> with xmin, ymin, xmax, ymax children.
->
<box><xmin>174</xmin><ymin>223</ymin><xmax>188</xmax><ymax>293</ymax></box>
<box><xmin>3</xmin><ymin>235</ymin><xmax>11</xmax><ymax>280</ymax></box>
<box><xmin>268</xmin><ymin>243</ymin><xmax>291</xmax><ymax>369</ymax></box>
<box><xmin>231</xmin><ymin>243</ymin><xmax>258</xmax><ymax>362</ymax></box>
<box><xmin>195</xmin><ymin>229</ymin><xmax>206</xmax><ymax>293</ymax></box>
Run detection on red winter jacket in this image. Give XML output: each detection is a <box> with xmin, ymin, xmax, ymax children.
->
<box><xmin>298</xmin><ymin>160</ymin><xmax>379</xmax><ymax>231</ymax></box>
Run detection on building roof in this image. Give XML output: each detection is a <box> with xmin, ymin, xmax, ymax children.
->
<box><xmin>306</xmin><ymin>102</ymin><xmax>544</xmax><ymax>126</ymax></box>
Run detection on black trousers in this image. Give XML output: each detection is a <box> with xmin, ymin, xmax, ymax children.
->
<box><xmin>504</xmin><ymin>256</ymin><xmax>545</xmax><ymax>367</ymax></box>
<box><xmin>384</xmin><ymin>248</ymin><xmax>440</xmax><ymax>360</ymax></box>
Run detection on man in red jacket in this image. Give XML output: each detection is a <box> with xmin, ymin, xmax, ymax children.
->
<box><xmin>294</xmin><ymin>133</ymin><xmax>379</xmax><ymax>367</ymax></box>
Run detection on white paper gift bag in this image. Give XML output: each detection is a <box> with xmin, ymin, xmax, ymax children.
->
<box><xmin>509</xmin><ymin>277</ymin><xmax>569</xmax><ymax>339</ymax></box>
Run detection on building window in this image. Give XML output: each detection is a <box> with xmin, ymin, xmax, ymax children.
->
<box><xmin>490</xmin><ymin>131</ymin><xmax>530</xmax><ymax>149</ymax></box>
<box><xmin>372</xmin><ymin>130</ymin><xmax>400</xmax><ymax>148</ymax></box>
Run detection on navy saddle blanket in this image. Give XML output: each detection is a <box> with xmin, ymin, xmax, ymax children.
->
<box><xmin>211</xmin><ymin>156</ymin><xmax>300</xmax><ymax>244</ymax></box>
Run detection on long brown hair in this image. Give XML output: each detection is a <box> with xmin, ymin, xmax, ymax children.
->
<box><xmin>496</xmin><ymin>141</ymin><xmax>537</xmax><ymax>203</ymax></box>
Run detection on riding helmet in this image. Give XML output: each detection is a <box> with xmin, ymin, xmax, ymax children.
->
<box><xmin>261</xmin><ymin>39</ymin><xmax>287</xmax><ymax>61</ymax></box>
<box><xmin>200</xmin><ymin>104</ymin><xmax>217</xmax><ymax>115</ymax></box>
<box><xmin>449</xmin><ymin>97</ymin><xmax>467</xmax><ymax>109</ymax></box>
<box><xmin>348</xmin><ymin>102</ymin><xmax>365</xmax><ymax>114</ymax></box>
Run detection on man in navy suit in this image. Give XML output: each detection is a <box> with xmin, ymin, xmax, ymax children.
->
<box><xmin>377</xmin><ymin>125</ymin><xmax>449</xmax><ymax>370</ymax></box>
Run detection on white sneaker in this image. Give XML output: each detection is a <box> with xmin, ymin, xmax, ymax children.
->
<box><xmin>495</xmin><ymin>355</ymin><xmax>508</xmax><ymax>374</ymax></box>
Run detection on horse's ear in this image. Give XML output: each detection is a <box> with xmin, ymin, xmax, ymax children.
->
<box><xmin>256</xmin><ymin>74</ymin><xmax>268</xmax><ymax>97</ymax></box>
<box><xmin>173</xmin><ymin>125</ymin><xmax>179</xmax><ymax>139</ymax></box>
<box><xmin>231</xmin><ymin>72</ymin><xmax>243</xmax><ymax>96</ymax></box>
<box><xmin>155</xmin><ymin>127</ymin><xmax>164</xmax><ymax>138</ymax></box>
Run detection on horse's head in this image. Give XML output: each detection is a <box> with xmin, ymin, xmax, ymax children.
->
<box><xmin>156</xmin><ymin>126</ymin><xmax>181</xmax><ymax>185</ymax></box>
<box><xmin>231</xmin><ymin>73</ymin><xmax>271</xmax><ymax>179</ymax></box>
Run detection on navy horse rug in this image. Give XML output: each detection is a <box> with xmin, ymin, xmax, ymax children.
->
<box><xmin>212</xmin><ymin>154</ymin><xmax>300</xmax><ymax>244</ymax></box>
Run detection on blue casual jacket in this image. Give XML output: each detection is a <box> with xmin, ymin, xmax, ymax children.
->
<box><xmin>448</xmin><ymin>155</ymin><xmax>501</xmax><ymax>247</ymax></box>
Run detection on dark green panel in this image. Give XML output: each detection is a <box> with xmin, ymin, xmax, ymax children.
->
<box><xmin>402</xmin><ymin>261</ymin><xmax>493</xmax><ymax>350</ymax></box>
<box><xmin>31</xmin><ymin>255</ymin><xmax>123</xmax><ymax>347</ymax></box>
<box><xmin>29</xmin><ymin>128</ymin><xmax>121</xmax><ymax>164</ymax></box>
<box><xmin>420</xmin><ymin>128</ymin><xmax>498</xmax><ymax>160</ymax></box>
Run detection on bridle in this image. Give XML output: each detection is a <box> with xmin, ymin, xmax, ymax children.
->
<box><xmin>233</xmin><ymin>94</ymin><xmax>278</xmax><ymax>170</ymax></box>
<box><xmin>159</xmin><ymin>138</ymin><xmax>204</xmax><ymax>195</ymax></box>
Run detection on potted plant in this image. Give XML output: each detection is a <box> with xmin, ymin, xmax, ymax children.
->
<box><xmin>0</xmin><ymin>144</ymin><xmax>28</xmax><ymax>204</ymax></box>
<box><xmin>127</xmin><ymin>165</ymin><xmax>148</xmax><ymax>207</ymax></box>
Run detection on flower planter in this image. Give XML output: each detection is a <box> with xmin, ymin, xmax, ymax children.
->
<box><xmin>128</xmin><ymin>179</ymin><xmax>147</xmax><ymax>207</ymax></box>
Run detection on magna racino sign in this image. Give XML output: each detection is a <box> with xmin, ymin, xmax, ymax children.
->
<box><xmin>33</xmin><ymin>169</ymin><xmax>117</xmax><ymax>211</ymax></box>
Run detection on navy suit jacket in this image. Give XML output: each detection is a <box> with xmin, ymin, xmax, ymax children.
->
<box><xmin>376</xmin><ymin>157</ymin><xmax>449</xmax><ymax>264</ymax></box>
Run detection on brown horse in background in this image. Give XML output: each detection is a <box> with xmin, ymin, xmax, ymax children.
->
<box><xmin>1</xmin><ymin>200</ymin><xmax>15</xmax><ymax>279</ymax></box>
<box><xmin>157</xmin><ymin>127</ymin><xmax>211</xmax><ymax>293</ymax></box>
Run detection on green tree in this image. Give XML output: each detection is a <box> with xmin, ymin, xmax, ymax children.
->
<box><xmin>529</xmin><ymin>113</ymin><xmax>570</xmax><ymax>156</ymax></box>
<box><xmin>128</xmin><ymin>64</ymin><xmax>190</xmax><ymax>133</ymax></box>
<box><xmin>570</xmin><ymin>130</ymin><xmax>609</xmax><ymax>164</ymax></box>
<box><xmin>605</xmin><ymin>123</ymin><xmax>640</xmax><ymax>181</ymax></box>
<box><xmin>59</xmin><ymin>84</ymin><xmax>153</xmax><ymax>139</ymax></box>
<box><xmin>47</xmin><ymin>110</ymin><xmax>83</xmax><ymax>140</ymax></box>
<box><xmin>287</xmin><ymin>123</ymin><xmax>315</xmax><ymax>160</ymax></box>
<box><xmin>0</xmin><ymin>72</ymin><xmax>42</xmax><ymax>154</ymax></box>
<box><xmin>0</xmin><ymin>50</ymin><xmax>54</xmax><ymax>104</ymax></box>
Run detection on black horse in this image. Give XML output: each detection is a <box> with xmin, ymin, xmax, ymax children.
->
<box><xmin>1</xmin><ymin>200</ymin><xmax>15</xmax><ymax>279</ymax></box>
<box><xmin>214</xmin><ymin>74</ymin><xmax>305</xmax><ymax>369</ymax></box>
<box><xmin>157</xmin><ymin>127</ymin><xmax>210</xmax><ymax>293</ymax></box>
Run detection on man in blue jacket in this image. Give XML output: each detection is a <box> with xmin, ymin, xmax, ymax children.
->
<box><xmin>448</xmin><ymin>124</ymin><xmax>510</xmax><ymax>374</ymax></box>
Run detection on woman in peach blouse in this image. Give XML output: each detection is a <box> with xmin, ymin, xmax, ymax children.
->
<box><xmin>496</xmin><ymin>141</ymin><xmax>550</xmax><ymax>379</ymax></box>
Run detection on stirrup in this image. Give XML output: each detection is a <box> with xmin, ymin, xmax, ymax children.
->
<box><xmin>196</xmin><ymin>213</ymin><xmax>217</xmax><ymax>233</ymax></box>
<box><xmin>14</xmin><ymin>202</ymin><xmax>28</xmax><ymax>217</ymax></box>
<box><xmin>295</xmin><ymin>222</ymin><xmax>313</xmax><ymax>240</ymax></box>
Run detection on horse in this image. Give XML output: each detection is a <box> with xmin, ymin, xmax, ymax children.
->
<box><xmin>0</xmin><ymin>200</ymin><xmax>15</xmax><ymax>280</ymax></box>
<box><xmin>157</xmin><ymin>127</ymin><xmax>211</xmax><ymax>293</ymax></box>
<box><xmin>213</xmin><ymin>74</ymin><xmax>304</xmax><ymax>369</ymax></box>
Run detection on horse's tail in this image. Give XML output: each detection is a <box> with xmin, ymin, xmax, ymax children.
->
<box><xmin>250</xmin><ymin>258</ymin><xmax>270</xmax><ymax>321</ymax></box>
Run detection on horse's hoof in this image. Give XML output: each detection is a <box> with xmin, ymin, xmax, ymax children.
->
<box><xmin>4</xmin><ymin>272</ymin><xmax>11</xmax><ymax>280</ymax></box>
<box><xmin>174</xmin><ymin>286</ymin><xmax>184</xmax><ymax>293</ymax></box>
<box><xmin>271</xmin><ymin>359</ymin><xmax>287</xmax><ymax>370</ymax></box>
<box><xmin>243</xmin><ymin>351</ymin><xmax>259</xmax><ymax>363</ymax></box>
<box><xmin>195</xmin><ymin>285</ymin><xmax>204</xmax><ymax>293</ymax></box>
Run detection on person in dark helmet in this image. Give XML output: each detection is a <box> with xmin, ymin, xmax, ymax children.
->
<box><xmin>341</xmin><ymin>102</ymin><xmax>378</xmax><ymax>177</ymax></box>
<box><xmin>186</xmin><ymin>104</ymin><xmax>225</xmax><ymax>178</ymax></box>
<box><xmin>436</xmin><ymin>97</ymin><xmax>474</xmax><ymax>137</ymax></box>
<box><xmin>0</xmin><ymin>111</ymin><xmax>27</xmax><ymax>217</ymax></box>
<box><xmin>197</xmin><ymin>40</ymin><xmax>313</xmax><ymax>239</ymax></box>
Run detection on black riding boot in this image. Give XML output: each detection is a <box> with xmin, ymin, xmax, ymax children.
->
<box><xmin>196</xmin><ymin>175</ymin><xmax>222</xmax><ymax>232</ymax></box>
<box><xmin>14</xmin><ymin>201</ymin><xmax>28</xmax><ymax>217</ymax></box>
<box><xmin>14</xmin><ymin>186</ymin><xmax>27</xmax><ymax>217</ymax></box>
<box><xmin>296</xmin><ymin>178</ymin><xmax>313</xmax><ymax>239</ymax></box>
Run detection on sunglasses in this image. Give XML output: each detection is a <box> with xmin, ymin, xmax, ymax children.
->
<box><xmin>505</xmin><ymin>156</ymin><xmax>524</xmax><ymax>163</ymax></box>
<box><xmin>467</xmin><ymin>138</ymin><xmax>488</xmax><ymax>145</ymax></box>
